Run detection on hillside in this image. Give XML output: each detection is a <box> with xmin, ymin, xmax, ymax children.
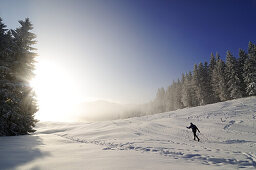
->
<box><xmin>1</xmin><ymin>97</ymin><xmax>256</xmax><ymax>169</ymax></box>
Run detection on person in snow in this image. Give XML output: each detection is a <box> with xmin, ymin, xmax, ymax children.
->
<box><xmin>187</xmin><ymin>123</ymin><xmax>200</xmax><ymax>142</ymax></box>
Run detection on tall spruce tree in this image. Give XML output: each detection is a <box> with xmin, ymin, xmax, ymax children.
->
<box><xmin>188</xmin><ymin>71</ymin><xmax>198</xmax><ymax>107</ymax></box>
<box><xmin>225</xmin><ymin>51</ymin><xmax>242</xmax><ymax>99</ymax></box>
<box><xmin>154</xmin><ymin>87</ymin><xmax>166</xmax><ymax>113</ymax></box>
<box><xmin>212</xmin><ymin>54</ymin><xmax>229</xmax><ymax>101</ymax></box>
<box><xmin>209</xmin><ymin>53</ymin><xmax>216</xmax><ymax>74</ymax></box>
<box><xmin>193</xmin><ymin>62</ymin><xmax>211</xmax><ymax>105</ymax></box>
<box><xmin>243</xmin><ymin>42</ymin><xmax>256</xmax><ymax>96</ymax></box>
<box><xmin>170</xmin><ymin>81</ymin><xmax>177</xmax><ymax>109</ymax></box>
<box><xmin>181</xmin><ymin>73</ymin><xmax>189</xmax><ymax>107</ymax></box>
<box><xmin>11</xmin><ymin>18</ymin><xmax>37</xmax><ymax>82</ymax></box>
<box><xmin>176</xmin><ymin>78</ymin><xmax>184</xmax><ymax>109</ymax></box>
<box><xmin>192</xmin><ymin>64</ymin><xmax>201</xmax><ymax>106</ymax></box>
<box><xmin>196</xmin><ymin>63</ymin><xmax>205</xmax><ymax>105</ymax></box>
<box><xmin>0</xmin><ymin>17</ymin><xmax>13</xmax><ymax>66</ymax></box>
<box><xmin>165</xmin><ymin>85</ymin><xmax>174</xmax><ymax>111</ymax></box>
<box><xmin>209</xmin><ymin>53</ymin><xmax>218</xmax><ymax>102</ymax></box>
<box><xmin>172</xmin><ymin>80</ymin><xmax>182</xmax><ymax>110</ymax></box>
<box><xmin>203</xmin><ymin>61</ymin><xmax>214</xmax><ymax>104</ymax></box>
<box><xmin>0</xmin><ymin>18</ymin><xmax>19</xmax><ymax>135</ymax></box>
<box><xmin>181</xmin><ymin>72</ymin><xmax>194</xmax><ymax>107</ymax></box>
<box><xmin>0</xmin><ymin>18</ymin><xmax>11</xmax><ymax>135</ymax></box>
<box><xmin>0</xmin><ymin>17</ymin><xmax>7</xmax><ymax>55</ymax></box>
<box><xmin>238</xmin><ymin>49</ymin><xmax>248</xmax><ymax>96</ymax></box>
<box><xmin>169</xmin><ymin>82</ymin><xmax>177</xmax><ymax>110</ymax></box>
<box><xmin>0</xmin><ymin>18</ymin><xmax>37</xmax><ymax>136</ymax></box>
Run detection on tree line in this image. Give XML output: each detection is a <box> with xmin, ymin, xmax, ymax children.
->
<box><xmin>0</xmin><ymin>18</ymin><xmax>37</xmax><ymax>136</ymax></box>
<box><xmin>152</xmin><ymin>42</ymin><xmax>256</xmax><ymax>113</ymax></box>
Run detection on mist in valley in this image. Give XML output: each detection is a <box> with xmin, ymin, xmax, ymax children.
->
<box><xmin>73</xmin><ymin>100</ymin><xmax>154</xmax><ymax>121</ymax></box>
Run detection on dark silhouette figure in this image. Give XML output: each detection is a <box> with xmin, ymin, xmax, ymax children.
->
<box><xmin>187</xmin><ymin>123</ymin><xmax>200</xmax><ymax>142</ymax></box>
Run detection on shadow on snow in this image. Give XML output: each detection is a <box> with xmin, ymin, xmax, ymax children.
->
<box><xmin>0</xmin><ymin>135</ymin><xmax>50</xmax><ymax>169</ymax></box>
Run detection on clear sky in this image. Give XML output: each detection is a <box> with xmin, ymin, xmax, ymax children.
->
<box><xmin>1</xmin><ymin>0</ymin><xmax>256</xmax><ymax>106</ymax></box>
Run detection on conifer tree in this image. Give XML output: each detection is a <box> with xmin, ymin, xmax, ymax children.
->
<box><xmin>188</xmin><ymin>71</ymin><xmax>198</xmax><ymax>107</ymax></box>
<box><xmin>11</xmin><ymin>18</ymin><xmax>37</xmax><ymax>82</ymax></box>
<box><xmin>209</xmin><ymin>53</ymin><xmax>216</xmax><ymax>74</ymax></box>
<box><xmin>171</xmin><ymin>81</ymin><xmax>180</xmax><ymax>110</ymax></box>
<box><xmin>154</xmin><ymin>87</ymin><xmax>166</xmax><ymax>113</ymax></box>
<box><xmin>208</xmin><ymin>53</ymin><xmax>218</xmax><ymax>102</ymax></box>
<box><xmin>196</xmin><ymin>63</ymin><xmax>204</xmax><ymax>105</ymax></box>
<box><xmin>169</xmin><ymin>82</ymin><xmax>177</xmax><ymax>110</ymax></box>
<box><xmin>203</xmin><ymin>61</ymin><xmax>214</xmax><ymax>104</ymax></box>
<box><xmin>192</xmin><ymin>64</ymin><xmax>201</xmax><ymax>106</ymax></box>
<box><xmin>181</xmin><ymin>73</ymin><xmax>189</xmax><ymax>107</ymax></box>
<box><xmin>165</xmin><ymin>85</ymin><xmax>174</xmax><ymax>111</ymax></box>
<box><xmin>243</xmin><ymin>42</ymin><xmax>256</xmax><ymax>96</ymax></box>
<box><xmin>0</xmin><ymin>17</ymin><xmax>13</xmax><ymax>66</ymax></box>
<box><xmin>0</xmin><ymin>18</ymin><xmax>10</xmax><ymax>135</ymax></box>
<box><xmin>175</xmin><ymin>79</ymin><xmax>184</xmax><ymax>109</ymax></box>
<box><xmin>182</xmin><ymin>72</ymin><xmax>194</xmax><ymax>107</ymax></box>
<box><xmin>0</xmin><ymin>17</ymin><xmax>7</xmax><ymax>52</ymax></box>
<box><xmin>0</xmin><ymin>18</ymin><xmax>37</xmax><ymax>136</ymax></box>
<box><xmin>212</xmin><ymin>54</ymin><xmax>229</xmax><ymax>101</ymax></box>
<box><xmin>225</xmin><ymin>51</ymin><xmax>242</xmax><ymax>99</ymax></box>
<box><xmin>238</xmin><ymin>49</ymin><xmax>248</xmax><ymax>96</ymax></box>
<box><xmin>193</xmin><ymin>62</ymin><xmax>211</xmax><ymax>105</ymax></box>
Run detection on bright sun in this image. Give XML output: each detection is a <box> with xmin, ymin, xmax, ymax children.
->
<box><xmin>30</xmin><ymin>60</ymin><xmax>81</xmax><ymax>122</ymax></box>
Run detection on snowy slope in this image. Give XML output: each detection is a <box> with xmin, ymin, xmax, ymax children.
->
<box><xmin>1</xmin><ymin>97</ymin><xmax>256</xmax><ymax>170</ymax></box>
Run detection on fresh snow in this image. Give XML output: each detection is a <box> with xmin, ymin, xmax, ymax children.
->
<box><xmin>1</xmin><ymin>97</ymin><xmax>256</xmax><ymax>170</ymax></box>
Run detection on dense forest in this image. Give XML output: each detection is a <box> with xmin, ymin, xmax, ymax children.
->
<box><xmin>0</xmin><ymin>18</ymin><xmax>37</xmax><ymax>136</ymax></box>
<box><xmin>152</xmin><ymin>42</ymin><xmax>256</xmax><ymax>113</ymax></box>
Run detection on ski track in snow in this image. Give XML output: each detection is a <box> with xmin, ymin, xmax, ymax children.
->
<box><xmin>33</xmin><ymin>97</ymin><xmax>256</xmax><ymax>169</ymax></box>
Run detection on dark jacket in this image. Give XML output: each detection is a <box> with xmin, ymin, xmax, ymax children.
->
<box><xmin>187</xmin><ymin>123</ymin><xmax>200</xmax><ymax>133</ymax></box>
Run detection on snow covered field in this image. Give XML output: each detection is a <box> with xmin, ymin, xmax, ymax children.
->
<box><xmin>1</xmin><ymin>97</ymin><xmax>256</xmax><ymax>170</ymax></box>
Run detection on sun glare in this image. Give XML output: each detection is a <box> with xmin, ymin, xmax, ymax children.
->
<box><xmin>31</xmin><ymin>60</ymin><xmax>81</xmax><ymax>122</ymax></box>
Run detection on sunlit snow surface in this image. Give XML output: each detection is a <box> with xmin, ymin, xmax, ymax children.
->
<box><xmin>1</xmin><ymin>97</ymin><xmax>256</xmax><ymax>170</ymax></box>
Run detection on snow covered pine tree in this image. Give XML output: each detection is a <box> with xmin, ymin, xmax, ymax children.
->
<box><xmin>243</xmin><ymin>42</ymin><xmax>256</xmax><ymax>96</ymax></box>
<box><xmin>0</xmin><ymin>18</ymin><xmax>38</xmax><ymax>136</ymax></box>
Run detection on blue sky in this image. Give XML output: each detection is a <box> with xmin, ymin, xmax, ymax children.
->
<box><xmin>1</xmin><ymin>0</ymin><xmax>256</xmax><ymax>104</ymax></box>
